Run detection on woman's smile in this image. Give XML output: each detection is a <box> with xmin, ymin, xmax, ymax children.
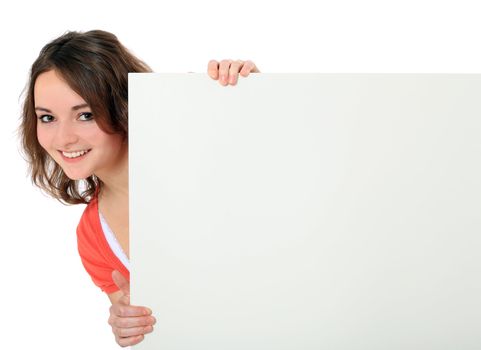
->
<box><xmin>59</xmin><ymin>149</ymin><xmax>92</xmax><ymax>162</ymax></box>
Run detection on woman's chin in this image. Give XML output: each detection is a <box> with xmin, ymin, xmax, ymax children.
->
<box><xmin>63</xmin><ymin>171</ymin><xmax>93</xmax><ymax>181</ymax></box>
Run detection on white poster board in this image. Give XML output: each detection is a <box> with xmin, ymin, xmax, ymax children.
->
<box><xmin>129</xmin><ymin>74</ymin><xmax>481</xmax><ymax>350</ymax></box>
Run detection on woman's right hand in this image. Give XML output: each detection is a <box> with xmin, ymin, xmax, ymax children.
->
<box><xmin>108</xmin><ymin>270</ymin><xmax>157</xmax><ymax>347</ymax></box>
<box><xmin>207</xmin><ymin>59</ymin><xmax>259</xmax><ymax>86</ymax></box>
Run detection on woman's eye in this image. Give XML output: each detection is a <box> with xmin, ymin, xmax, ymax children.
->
<box><xmin>79</xmin><ymin>112</ymin><xmax>94</xmax><ymax>121</ymax></box>
<box><xmin>38</xmin><ymin>115</ymin><xmax>54</xmax><ymax>123</ymax></box>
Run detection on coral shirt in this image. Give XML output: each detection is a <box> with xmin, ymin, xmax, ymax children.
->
<box><xmin>76</xmin><ymin>194</ymin><xmax>130</xmax><ymax>293</ymax></box>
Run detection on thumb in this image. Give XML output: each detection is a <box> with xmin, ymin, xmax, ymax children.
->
<box><xmin>112</xmin><ymin>270</ymin><xmax>130</xmax><ymax>296</ymax></box>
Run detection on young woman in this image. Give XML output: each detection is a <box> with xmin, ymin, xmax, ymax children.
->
<box><xmin>20</xmin><ymin>29</ymin><xmax>259</xmax><ymax>347</ymax></box>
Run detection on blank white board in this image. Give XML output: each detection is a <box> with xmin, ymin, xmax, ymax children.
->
<box><xmin>129</xmin><ymin>74</ymin><xmax>481</xmax><ymax>350</ymax></box>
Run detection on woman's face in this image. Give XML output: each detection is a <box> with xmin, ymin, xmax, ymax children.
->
<box><xmin>35</xmin><ymin>69</ymin><xmax>126</xmax><ymax>180</ymax></box>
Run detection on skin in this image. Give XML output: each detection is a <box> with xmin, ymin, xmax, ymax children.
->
<box><xmin>34</xmin><ymin>59</ymin><xmax>259</xmax><ymax>347</ymax></box>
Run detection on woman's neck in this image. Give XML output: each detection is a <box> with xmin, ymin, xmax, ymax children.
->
<box><xmin>96</xmin><ymin>144</ymin><xmax>129</xmax><ymax>201</ymax></box>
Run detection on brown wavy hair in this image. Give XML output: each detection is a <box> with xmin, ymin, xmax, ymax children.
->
<box><xmin>19</xmin><ymin>30</ymin><xmax>152</xmax><ymax>205</ymax></box>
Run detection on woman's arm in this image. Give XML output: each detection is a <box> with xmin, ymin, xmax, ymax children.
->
<box><xmin>107</xmin><ymin>290</ymin><xmax>123</xmax><ymax>304</ymax></box>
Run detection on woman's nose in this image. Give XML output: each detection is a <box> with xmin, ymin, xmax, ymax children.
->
<box><xmin>55</xmin><ymin>121</ymin><xmax>79</xmax><ymax>148</ymax></box>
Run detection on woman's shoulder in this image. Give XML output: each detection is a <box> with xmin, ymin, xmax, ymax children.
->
<box><xmin>76</xmin><ymin>191</ymin><xmax>110</xmax><ymax>267</ymax></box>
<box><xmin>75</xmin><ymin>192</ymin><xmax>126</xmax><ymax>293</ymax></box>
<box><xmin>77</xmin><ymin>193</ymin><xmax>100</xmax><ymax>238</ymax></box>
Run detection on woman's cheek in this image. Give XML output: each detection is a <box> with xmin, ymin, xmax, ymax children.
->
<box><xmin>36</xmin><ymin>129</ymin><xmax>47</xmax><ymax>150</ymax></box>
<box><xmin>36</xmin><ymin>127</ymin><xmax>54</xmax><ymax>156</ymax></box>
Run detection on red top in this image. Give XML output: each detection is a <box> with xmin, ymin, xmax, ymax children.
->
<box><xmin>76</xmin><ymin>194</ymin><xmax>130</xmax><ymax>293</ymax></box>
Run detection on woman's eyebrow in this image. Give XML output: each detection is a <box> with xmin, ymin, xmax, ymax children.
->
<box><xmin>35</xmin><ymin>106</ymin><xmax>52</xmax><ymax>113</ymax></box>
<box><xmin>72</xmin><ymin>103</ymin><xmax>90</xmax><ymax>111</ymax></box>
<box><xmin>34</xmin><ymin>103</ymin><xmax>90</xmax><ymax>113</ymax></box>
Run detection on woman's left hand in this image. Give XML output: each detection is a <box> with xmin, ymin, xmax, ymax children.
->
<box><xmin>208</xmin><ymin>60</ymin><xmax>260</xmax><ymax>86</ymax></box>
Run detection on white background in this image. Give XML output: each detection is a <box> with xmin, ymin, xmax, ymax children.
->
<box><xmin>1</xmin><ymin>0</ymin><xmax>480</xmax><ymax>349</ymax></box>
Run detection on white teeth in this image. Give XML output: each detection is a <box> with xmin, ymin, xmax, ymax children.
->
<box><xmin>62</xmin><ymin>150</ymin><xmax>89</xmax><ymax>158</ymax></box>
